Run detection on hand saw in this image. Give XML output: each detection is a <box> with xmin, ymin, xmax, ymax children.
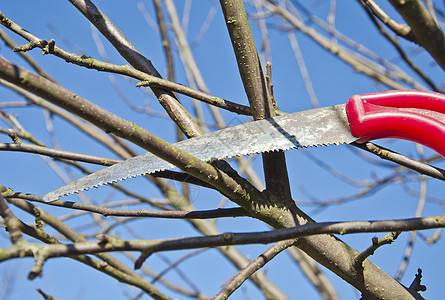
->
<box><xmin>43</xmin><ymin>90</ymin><xmax>445</xmax><ymax>202</ymax></box>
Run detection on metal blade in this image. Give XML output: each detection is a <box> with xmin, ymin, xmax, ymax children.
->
<box><xmin>43</xmin><ymin>104</ymin><xmax>358</xmax><ymax>202</ymax></box>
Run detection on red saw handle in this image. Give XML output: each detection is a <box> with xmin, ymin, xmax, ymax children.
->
<box><xmin>345</xmin><ymin>90</ymin><xmax>445</xmax><ymax>157</ymax></box>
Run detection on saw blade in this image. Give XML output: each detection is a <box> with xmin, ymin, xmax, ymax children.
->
<box><xmin>43</xmin><ymin>104</ymin><xmax>358</xmax><ymax>202</ymax></box>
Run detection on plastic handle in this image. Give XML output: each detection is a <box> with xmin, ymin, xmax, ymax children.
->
<box><xmin>345</xmin><ymin>90</ymin><xmax>445</xmax><ymax>157</ymax></box>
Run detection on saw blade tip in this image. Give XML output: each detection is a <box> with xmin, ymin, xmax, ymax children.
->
<box><xmin>42</xmin><ymin>169</ymin><xmax>164</xmax><ymax>201</ymax></box>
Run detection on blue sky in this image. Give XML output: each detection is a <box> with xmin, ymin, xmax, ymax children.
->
<box><xmin>1</xmin><ymin>1</ymin><xmax>444</xmax><ymax>299</ymax></box>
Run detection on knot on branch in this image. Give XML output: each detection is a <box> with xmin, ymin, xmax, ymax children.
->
<box><xmin>42</xmin><ymin>39</ymin><xmax>55</xmax><ymax>54</ymax></box>
<box><xmin>222</xmin><ymin>232</ymin><xmax>235</xmax><ymax>243</ymax></box>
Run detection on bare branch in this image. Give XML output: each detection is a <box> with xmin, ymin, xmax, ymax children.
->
<box><xmin>352</xmin><ymin>142</ymin><xmax>445</xmax><ymax>181</ymax></box>
<box><xmin>287</xmin><ymin>248</ymin><xmax>340</xmax><ymax>300</ymax></box>
<box><xmin>0</xmin><ymin>28</ymin><xmax>54</xmax><ymax>81</ymax></box>
<box><xmin>0</xmin><ymin>188</ymin><xmax>24</xmax><ymax>245</ymax></box>
<box><xmin>396</xmin><ymin>176</ymin><xmax>427</xmax><ymax>280</ymax></box>
<box><xmin>0</xmin><ymin>143</ymin><xmax>120</xmax><ymax>166</ymax></box>
<box><xmin>264</xmin><ymin>0</ymin><xmax>418</xmax><ymax>90</ymax></box>
<box><xmin>360</xmin><ymin>0</ymin><xmax>414</xmax><ymax>39</ymax></box>
<box><xmin>152</xmin><ymin>0</ymin><xmax>175</xmax><ymax>81</ymax></box>
<box><xmin>1</xmin><ymin>2</ymin><xmax>442</xmax><ymax>299</ymax></box>
<box><xmin>2</xmin><ymin>189</ymin><xmax>247</xmax><ymax>219</ymax></box>
<box><xmin>358</xmin><ymin>0</ymin><xmax>439</xmax><ymax>91</ymax></box>
<box><xmin>0</xmin><ymin>13</ymin><xmax>251</xmax><ymax>116</ymax></box>
<box><xmin>66</xmin><ymin>0</ymin><xmax>203</xmax><ymax>138</ymax></box>
<box><xmin>214</xmin><ymin>239</ymin><xmax>295</xmax><ymax>299</ymax></box>
<box><xmin>4</xmin><ymin>197</ymin><xmax>171</xmax><ymax>299</ymax></box>
<box><xmin>287</xmin><ymin>33</ymin><xmax>320</xmax><ymax>107</ymax></box>
<box><xmin>2</xmin><ymin>215</ymin><xmax>445</xmax><ymax>260</ymax></box>
<box><xmin>0</xmin><ymin>58</ymin><xmax>262</xmax><ymax>205</ymax></box>
<box><xmin>389</xmin><ymin>0</ymin><xmax>445</xmax><ymax>71</ymax></box>
<box><xmin>354</xmin><ymin>232</ymin><xmax>401</xmax><ymax>269</ymax></box>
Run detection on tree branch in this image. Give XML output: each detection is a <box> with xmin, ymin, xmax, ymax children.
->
<box><xmin>360</xmin><ymin>0</ymin><xmax>414</xmax><ymax>40</ymax></box>
<box><xmin>3</xmin><ymin>196</ymin><xmax>173</xmax><ymax>300</ymax></box>
<box><xmin>219</xmin><ymin>0</ymin><xmax>292</xmax><ymax>199</ymax></box>
<box><xmin>3</xmin><ymin>190</ymin><xmax>247</xmax><ymax>219</ymax></box>
<box><xmin>0</xmin><ymin>189</ymin><xmax>24</xmax><ymax>245</ymax></box>
<box><xmin>0</xmin><ymin>10</ymin><xmax>251</xmax><ymax>116</ymax></box>
<box><xmin>214</xmin><ymin>239</ymin><xmax>295</xmax><ymax>299</ymax></box>
<box><xmin>65</xmin><ymin>0</ymin><xmax>203</xmax><ymax>138</ymax></box>
<box><xmin>353</xmin><ymin>232</ymin><xmax>401</xmax><ymax>269</ymax></box>
<box><xmin>358</xmin><ymin>0</ymin><xmax>439</xmax><ymax>91</ymax></box>
<box><xmin>352</xmin><ymin>142</ymin><xmax>445</xmax><ymax>181</ymax></box>
<box><xmin>389</xmin><ymin>0</ymin><xmax>445</xmax><ymax>71</ymax></box>
<box><xmin>2</xmin><ymin>214</ymin><xmax>445</xmax><ymax>260</ymax></box>
<box><xmin>0</xmin><ymin>28</ymin><xmax>54</xmax><ymax>81</ymax></box>
<box><xmin>265</xmin><ymin>0</ymin><xmax>415</xmax><ymax>90</ymax></box>
<box><xmin>287</xmin><ymin>247</ymin><xmax>340</xmax><ymax>300</ymax></box>
<box><xmin>0</xmin><ymin>142</ymin><xmax>120</xmax><ymax>166</ymax></box>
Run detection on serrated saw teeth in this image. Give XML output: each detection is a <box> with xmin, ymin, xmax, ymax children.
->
<box><xmin>43</xmin><ymin>104</ymin><xmax>358</xmax><ymax>202</ymax></box>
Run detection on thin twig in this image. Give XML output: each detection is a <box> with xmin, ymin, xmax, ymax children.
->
<box><xmin>124</xmin><ymin>252</ymin><xmax>209</xmax><ymax>299</ymax></box>
<box><xmin>7</xmin><ymin>200</ymin><xmax>170</xmax><ymax>299</ymax></box>
<box><xmin>0</xmin><ymin>143</ymin><xmax>120</xmax><ymax>166</ymax></box>
<box><xmin>153</xmin><ymin>249</ymin><xmax>208</xmax><ymax>292</ymax></box>
<box><xmin>3</xmin><ymin>189</ymin><xmax>247</xmax><ymax>219</ymax></box>
<box><xmin>0</xmin><ymin>28</ymin><xmax>54</xmax><ymax>81</ymax></box>
<box><xmin>152</xmin><ymin>0</ymin><xmax>175</xmax><ymax>81</ymax></box>
<box><xmin>352</xmin><ymin>142</ymin><xmax>445</xmax><ymax>181</ymax></box>
<box><xmin>287</xmin><ymin>33</ymin><xmax>320</xmax><ymax>107</ymax></box>
<box><xmin>353</xmin><ymin>232</ymin><xmax>401</xmax><ymax>269</ymax></box>
<box><xmin>396</xmin><ymin>176</ymin><xmax>427</xmax><ymax>280</ymax></box>
<box><xmin>360</xmin><ymin>0</ymin><xmax>414</xmax><ymax>39</ymax></box>
<box><xmin>265</xmin><ymin>0</ymin><xmax>415</xmax><ymax>90</ymax></box>
<box><xmin>0</xmin><ymin>57</ymin><xmax>263</xmax><ymax>206</ymax></box>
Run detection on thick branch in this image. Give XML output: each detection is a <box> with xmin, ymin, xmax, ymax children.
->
<box><xmin>219</xmin><ymin>0</ymin><xmax>292</xmax><ymax>198</ymax></box>
<box><xmin>0</xmin><ymin>61</ymin><xmax>284</xmax><ymax>298</ymax></box>
<box><xmin>219</xmin><ymin>0</ymin><xmax>270</xmax><ymax>119</ymax></box>
<box><xmin>2</xmin><ymin>215</ymin><xmax>445</xmax><ymax>258</ymax></box>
